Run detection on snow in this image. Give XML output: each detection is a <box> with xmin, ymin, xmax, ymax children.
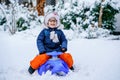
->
<box><xmin>0</xmin><ymin>0</ymin><xmax>120</xmax><ymax>80</ymax></box>
<box><xmin>0</xmin><ymin>29</ymin><xmax>120</xmax><ymax>80</ymax></box>
<box><xmin>115</xmin><ymin>14</ymin><xmax>120</xmax><ymax>31</ymax></box>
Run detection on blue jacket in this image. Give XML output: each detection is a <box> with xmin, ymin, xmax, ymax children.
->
<box><xmin>37</xmin><ymin>28</ymin><xmax>67</xmax><ymax>53</ymax></box>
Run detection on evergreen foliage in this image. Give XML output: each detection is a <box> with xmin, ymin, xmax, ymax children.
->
<box><xmin>0</xmin><ymin>17</ymin><xmax>7</xmax><ymax>25</ymax></box>
<box><xmin>91</xmin><ymin>1</ymin><xmax>120</xmax><ymax>30</ymax></box>
<box><xmin>59</xmin><ymin>0</ymin><xmax>120</xmax><ymax>31</ymax></box>
<box><xmin>16</xmin><ymin>17</ymin><xmax>28</xmax><ymax>31</ymax></box>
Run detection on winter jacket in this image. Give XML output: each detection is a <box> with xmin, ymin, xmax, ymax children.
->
<box><xmin>37</xmin><ymin>28</ymin><xmax>67</xmax><ymax>53</ymax></box>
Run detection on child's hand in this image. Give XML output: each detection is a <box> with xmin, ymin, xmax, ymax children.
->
<box><xmin>61</xmin><ymin>48</ymin><xmax>67</xmax><ymax>52</ymax></box>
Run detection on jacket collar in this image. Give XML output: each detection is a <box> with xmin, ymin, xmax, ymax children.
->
<box><xmin>48</xmin><ymin>27</ymin><xmax>57</xmax><ymax>31</ymax></box>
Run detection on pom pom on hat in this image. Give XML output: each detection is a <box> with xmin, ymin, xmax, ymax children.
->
<box><xmin>44</xmin><ymin>12</ymin><xmax>60</xmax><ymax>27</ymax></box>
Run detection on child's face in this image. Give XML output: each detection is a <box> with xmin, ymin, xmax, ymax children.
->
<box><xmin>47</xmin><ymin>17</ymin><xmax>57</xmax><ymax>28</ymax></box>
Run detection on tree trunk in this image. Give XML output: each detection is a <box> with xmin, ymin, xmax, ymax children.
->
<box><xmin>37</xmin><ymin>0</ymin><xmax>40</xmax><ymax>5</ymax></box>
<box><xmin>10</xmin><ymin>4</ymin><xmax>17</xmax><ymax>34</ymax></box>
<box><xmin>70</xmin><ymin>0</ymin><xmax>72</xmax><ymax>8</ymax></box>
<box><xmin>36</xmin><ymin>0</ymin><xmax>45</xmax><ymax>16</ymax></box>
<box><xmin>98</xmin><ymin>0</ymin><xmax>105</xmax><ymax>27</ymax></box>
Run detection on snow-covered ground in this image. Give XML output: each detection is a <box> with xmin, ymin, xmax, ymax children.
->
<box><xmin>0</xmin><ymin>29</ymin><xmax>120</xmax><ymax>80</ymax></box>
<box><xmin>0</xmin><ymin>0</ymin><xmax>120</xmax><ymax>79</ymax></box>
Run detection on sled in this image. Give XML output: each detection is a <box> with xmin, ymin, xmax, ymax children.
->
<box><xmin>38</xmin><ymin>51</ymin><xmax>69</xmax><ymax>76</ymax></box>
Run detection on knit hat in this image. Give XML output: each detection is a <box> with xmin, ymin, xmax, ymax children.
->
<box><xmin>44</xmin><ymin>12</ymin><xmax>60</xmax><ymax>27</ymax></box>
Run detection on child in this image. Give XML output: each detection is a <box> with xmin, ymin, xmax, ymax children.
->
<box><xmin>28</xmin><ymin>12</ymin><xmax>74</xmax><ymax>74</ymax></box>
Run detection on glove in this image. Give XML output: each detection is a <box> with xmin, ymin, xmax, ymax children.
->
<box><xmin>61</xmin><ymin>48</ymin><xmax>67</xmax><ymax>52</ymax></box>
<box><xmin>39</xmin><ymin>51</ymin><xmax>46</xmax><ymax>54</ymax></box>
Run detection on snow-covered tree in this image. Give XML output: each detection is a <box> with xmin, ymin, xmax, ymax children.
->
<box><xmin>45</xmin><ymin>0</ymin><xmax>120</xmax><ymax>38</ymax></box>
<box><xmin>0</xmin><ymin>4</ymin><xmax>7</xmax><ymax>31</ymax></box>
<box><xmin>91</xmin><ymin>0</ymin><xmax>120</xmax><ymax>30</ymax></box>
<box><xmin>0</xmin><ymin>2</ymin><xmax>42</xmax><ymax>34</ymax></box>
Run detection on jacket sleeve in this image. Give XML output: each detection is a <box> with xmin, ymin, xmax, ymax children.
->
<box><xmin>60</xmin><ymin>30</ymin><xmax>68</xmax><ymax>50</ymax></box>
<box><xmin>37</xmin><ymin>30</ymin><xmax>46</xmax><ymax>53</ymax></box>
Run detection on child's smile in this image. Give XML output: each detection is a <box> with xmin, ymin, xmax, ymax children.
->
<box><xmin>48</xmin><ymin>17</ymin><xmax>57</xmax><ymax>28</ymax></box>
